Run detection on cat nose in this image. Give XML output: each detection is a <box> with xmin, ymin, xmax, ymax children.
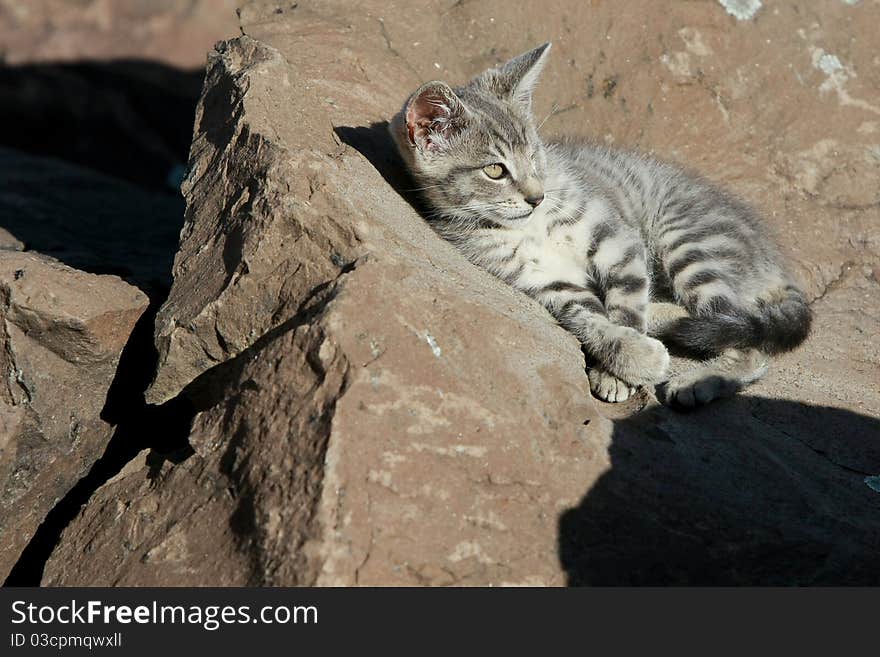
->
<box><xmin>525</xmin><ymin>193</ymin><xmax>544</xmax><ymax>207</ymax></box>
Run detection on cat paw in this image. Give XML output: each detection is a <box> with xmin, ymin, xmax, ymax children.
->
<box><xmin>661</xmin><ymin>372</ymin><xmax>735</xmax><ymax>409</ymax></box>
<box><xmin>589</xmin><ymin>369</ymin><xmax>637</xmax><ymax>403</ymax></box>
<box><xmin>614</xmin><ymin>332</ymin><xmax>670</xmax><ymax>386</ymax></box>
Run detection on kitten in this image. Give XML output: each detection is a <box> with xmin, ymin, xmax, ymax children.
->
<box><xmin>389</xmin><ymin>43</ymin><xmax>811</xmax><ymax>406</ymax></box>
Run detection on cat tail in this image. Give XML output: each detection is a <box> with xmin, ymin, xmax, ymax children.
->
<box><xmin>653</xmin><ymin>286</ymin><xmax>812</xmax><ymax>357</ymax></box>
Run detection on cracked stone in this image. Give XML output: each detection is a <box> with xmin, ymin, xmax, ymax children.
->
<box><xmin>0</xmin><ymin>250</ymin><xmax>147</xmax><ymax>580</ymax></box>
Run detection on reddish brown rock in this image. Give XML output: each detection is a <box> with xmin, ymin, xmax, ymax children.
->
<box><xmin>0</xmin><ymin>251</ymin><xmax>148</xmax><ymax>580</ymax></box>
<box><xmin>0</xmin><ymin>0</ymin><xmax>240</xmax><ymax>68</ymax></box>
<box><xmin>44</xmin><ymin>1</ymin><xmax>880</xmax><ymax>585</ymax></box>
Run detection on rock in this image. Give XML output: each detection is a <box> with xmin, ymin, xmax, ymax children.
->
<box><xmin>144</xmin><ymin>34</ymin><xmax>362</xmax><ymax>405</ymax></box>
<box><xmin>0</xmin><ymin>0</ymin><xmax>240</xmax><ymax>68</ymax></box>
<box><xmin>0</xmin><ymin>227</ymin><xmax>22</xmax><ymax>251</ymax></box>
<box><xmin>0</xmin><ymin>251</ymin><xmax>148</xmax><ymax>580</ymax></box>
<box><xmin>44</xmin><ymin>0</ymin><xmax>880</xmax><ymax>585</ymax></box>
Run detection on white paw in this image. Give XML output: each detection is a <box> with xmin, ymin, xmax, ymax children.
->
<box><xmin>589</xmin><ymin>369</ymin><xmax>637</xmax><ymax>403</ymax></box>
<box><xmin>639</xmin><ymin>335</ymin><xmax>671</xmax><ymax>382</ymax></box>
<box><xmin>664</xmin><ymin>372</ymin><xmax>736</xmax><ymax>408</ymax></box>
<box><xmin>613</xmin><ymin>332</ymin><xmax>670</xmax><ymax>386</ymax></box>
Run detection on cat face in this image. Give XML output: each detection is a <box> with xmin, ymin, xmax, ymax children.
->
<box><xmin>391</xmin><ymin>43</ymin><xmax>552</xmax><ymax>226</ymax></box>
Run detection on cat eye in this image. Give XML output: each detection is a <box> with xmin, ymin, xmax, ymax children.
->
<box><xmin>482</xmin><ymin>163</ymin><xmax>507</xmax><ymax>179</ymax></box>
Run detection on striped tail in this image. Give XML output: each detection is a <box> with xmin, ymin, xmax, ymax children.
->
<box><xmin>655</xmin><ymin>286</ymin><xmax>812</xmax><ymax>357</ymax></box>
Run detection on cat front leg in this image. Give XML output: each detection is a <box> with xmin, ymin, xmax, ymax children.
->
<box><xmin>574</xmin><ymin>316</ymin><xmax>670</xmax><ymax>391</ymax></box>
<box><xmin>536</xmin><ymin>283</ymin><xmax>669</xmax><ymax>401</ymax></box>
<box><xmin>587</xmin><ymin>368</ymin><xmax>638</xmax><ymax>403</ymax></box>
<box><xmin>593</xmin><ymin>235</ymin><xmax>651</xmax><ymax>333</ymax></box>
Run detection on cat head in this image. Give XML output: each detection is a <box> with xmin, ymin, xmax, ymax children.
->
<box><xmin>390</xmin><ymin>43</ymin><xmax>552</xmax><ymax>227</ymax></box>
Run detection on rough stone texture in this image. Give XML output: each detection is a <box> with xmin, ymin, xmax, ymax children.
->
<box><xmin>0</xmin><ymin>228</ymin><xmax>22</xmax><ymax>251</ymax></box>
<box><xmin>0</xmin><ymin>0</ymin><xmax>240</xmax><ymax>68</ymax></box>
<box><xmin>0</xmin><ymin>250</ymin><xmax>148</xmax><ymax>580</ymax></box>
<box><xmin>44</xmin><ymin>1</ymin><xmax>880</xmax><ymax>585</ymax></box>
<box><xmin>144</xmin><ymin>32</ymin><xmax>363</xmax><ymax>405</ymax></box>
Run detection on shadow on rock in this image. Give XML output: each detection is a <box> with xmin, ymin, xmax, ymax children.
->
<box><xmin>3</xmin><ymin>296</ymin><xmax>197</xmax><ymax>586</ymax></box>
<box><xmin>559</xmin><ymin>396</ymin><xmax>880</xmax><ymax>585</ymax></box>
<box><xmin>0</xmin><ymin>59</ymin><xmax>203</xmax><ymax>294</ymax></box>
<box><xmin>334</xmin><ymin>122</ymin><xmax>429</xmax><ymax>216</ymax></box>
<box><xmin>0</xmin><ymin>60</ymin><xmax>203</xmax><ymax>191</ymax></box>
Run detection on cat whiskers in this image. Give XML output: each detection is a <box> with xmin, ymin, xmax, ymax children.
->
<box><xmin>539</xmin><ymin>193</ymin><xmax>582</xmax><ymax>225</ymax></box>
<box><xmin>402</xmin><ymin>183</ymin><xmax>450</xmax><ymax>193</ymax></box>
<box><xmin>425</xmin><ymin>201</ymin><xmax>484</xmax><ymax>217</ymax></box>
<box><xmin>537</xmin><ymin>102</ymin><xmax>559</xmax><ymax>131</ymax></box>
<box><xmin>426</xmin><ymin>201</ymin><xmax>495</xmax><ymax>226</ymax></box>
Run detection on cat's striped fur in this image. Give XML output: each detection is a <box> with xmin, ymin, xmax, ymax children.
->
<box><xmin>389</xmin><ymin>43</ymin><xmax>811</xmax><ymax>406</ymax></box>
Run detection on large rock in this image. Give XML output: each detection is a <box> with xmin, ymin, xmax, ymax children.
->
<box><xmin>43</xmin><ymin>29</ymin><xmax>602</xmax><ymax>585</ymax></box>
<box><xmin>44</xmin><ymin>0</ymin><xmax>880</xmax><ymax>585</ymax></box>
<box><xmin>0</xmin><ymin>250</ymin><xmax>147</xmax><ymax>580</ymax></box>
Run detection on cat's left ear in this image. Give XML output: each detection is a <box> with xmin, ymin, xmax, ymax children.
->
<box><xmin>494</xmin><ymin>42</ymin><xmax>552</xmax><ymax>107</ymax></box>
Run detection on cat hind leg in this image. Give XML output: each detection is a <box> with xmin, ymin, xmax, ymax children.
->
<box><xmin>660</xmin><ymin>348</ymin><xmax>769</xmax><ymax>408</ymax></box>
<box><xmin>645</xmin><ymin>301</ymin><xmax>690</xmax><ymax>336</ymax></box>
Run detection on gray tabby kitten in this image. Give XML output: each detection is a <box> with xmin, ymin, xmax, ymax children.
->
<box><xmin>389</xmin><ymin>43</ymin><xmax>811</xmax><ymax>406</ymax></box>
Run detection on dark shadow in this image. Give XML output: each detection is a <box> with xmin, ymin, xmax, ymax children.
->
<box><xmin>197</xmin><ymin>56</ymin><xmax>239</xmax><ymax>153</ymax></box>
<box><xmin>0</xmin><ymin>60</ymin><xmax>203</xmax><ymax>190</ymax></box>
<box><xmin>0</xmin><ymin>59</ymin><xmax>203</xmax><ymax>294</ymax></box>
<box><xmin>334</xmin><ymin>122</ymin><xmax>430</xmax><ymax>216</ymax></box>
<box><xmin>559</xmin><ymin>396</ymin><xmax>880</xmax><ymax>585</ymax></box>
<box><xmin>3</xmin><ymin>396</ymin><xmax>197</xmax><ymax>586</ymax></box>
<box><xmin>0</xmin><ymin>147</ymin><xmax>184</xmax><ymax>293</ymax></box>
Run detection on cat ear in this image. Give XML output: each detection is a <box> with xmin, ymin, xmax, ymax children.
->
<box><xmin>493</xmin><ymin>42</ymin><xmax>552</xmax><ymax>106</ymax></box>
<box><xmin>405</xmin><ymin>81</ymin><xmax>468</xmax><ymax>153</ymax></box>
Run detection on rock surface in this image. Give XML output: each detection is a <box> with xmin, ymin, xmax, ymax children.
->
<box><xmin>0</xmin><ymin>228</ymin><xmax>22</xmax><ymax>252</ymax></box>
<box><xmin>0</xmin><ymin>0</ymin><xmax>240</xmax><ymax>68</ymax></box>
<box><xmin>0</xmin><ymin>250</ymin><xmax>147</xmax><ymax>580</ymax></box>
<box><xmin>0</xmin><ymin>0</ymin><xmax>232</xmax><ymax>582</ymax></box>
<box><xmin>43</xmin><ymin>0</ymin><xmax>880</xmax><ymax>585</ymax></box>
